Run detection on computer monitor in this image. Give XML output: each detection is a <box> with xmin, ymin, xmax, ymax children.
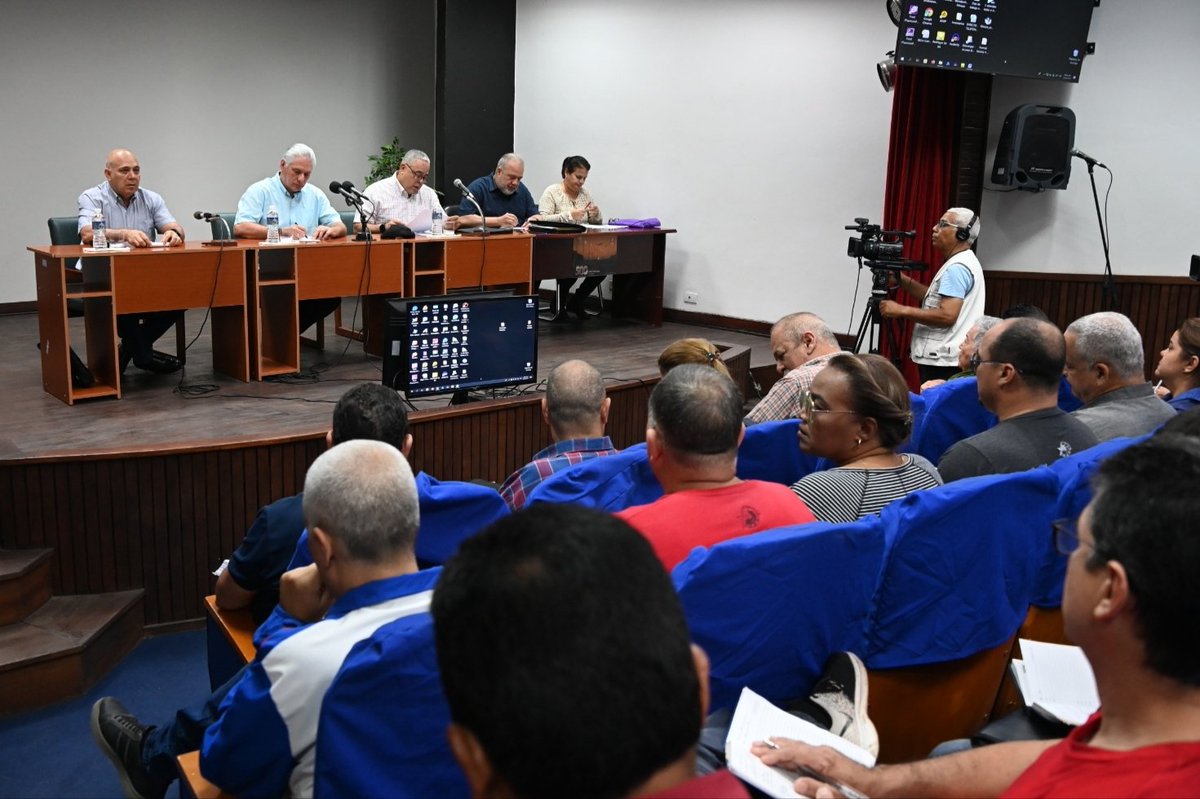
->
<box><xmin>382</xmin><ymin>292</ymin><xmax>539</xmax><ymax>399</ymax></box>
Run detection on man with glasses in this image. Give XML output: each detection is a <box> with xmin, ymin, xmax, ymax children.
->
<box><xmin>755</xmin><ymin>434</ymin><xmax>1200</xmax><ymax>796</ymax></box>
<box><xmin>937</xmin><ymin>318</ymin><xmax>1097</xmax><ymax>482</ymax></box>
<box><xmin>360</xmin><ymin>149</ymin><xmax>456</xmax><ymax>235</ymax></box>
<box><xmin>879</xmin><ymin>207</ymin><xmax>986</xmax><ymax>383</ymax></box>
<box><xmin>457</xmin><ymin>153</ymin><xmax>542</xmax><ymax>229</ymax></box>
<box><xmin>746</xmin><ymin>312</ymin><xmax>843</xmax><ymax>425</ymax></box>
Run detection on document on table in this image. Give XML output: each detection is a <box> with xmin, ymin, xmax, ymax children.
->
<box><xmin>582</xmin><ymin>223</ymin><xmax>627</xmax><ymax>231</ymax></box>
<box><xmin>1016</xmin><ymin>639</ymin><xmax>1099</xmax><ymax>725</ymax></box>
<box><xmin>725</xmin><ymin>688</ymin><xmax>875</xmax><ymax>799</ymax></box>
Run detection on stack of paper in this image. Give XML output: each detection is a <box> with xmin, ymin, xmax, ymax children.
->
<box><xmin>725</xmin><ymin>688</ymin><xmax>874</xmax><ymax>799</ymax></box>
<box><xmin>1013</xmin><ymin>639</ymin><xmax>1099</xmax><ymax>725</ymax></box>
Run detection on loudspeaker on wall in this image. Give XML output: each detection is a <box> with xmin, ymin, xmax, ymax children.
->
<box><xmin>991</xmin><ymin>104</ymin><xmax>1076</xmax><ymax>191</ymax></box>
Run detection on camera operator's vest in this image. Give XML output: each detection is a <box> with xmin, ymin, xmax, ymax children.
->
<box><xmin>910</xmin><ymin>249</ymin><xmax>985</xmax><ymax>367</ymax></box>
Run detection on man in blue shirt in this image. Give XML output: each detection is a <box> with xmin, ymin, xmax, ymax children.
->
<box><xmin>234</xmin><ymin>143</ymin><xmax>347</xmax><ymax>334</ymax></box>
<box><xmin>77</xmin><ymin>148</ymin><xmax>187</xmax><ymax>374</ymax></box>
<box><xmin>458</xmin><ymin>152</ymin><xmax>542</xmax><ymax>228</ymax></box>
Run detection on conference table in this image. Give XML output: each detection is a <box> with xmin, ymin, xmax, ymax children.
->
<box><xmin>31</xmin><ymin>227</ymin><xmax>674</xmax><ymax>403</ymax></box>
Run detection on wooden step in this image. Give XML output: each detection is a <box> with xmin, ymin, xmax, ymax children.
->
<box><xmin>0</xmin><ymin>590</ymin><xmax>144</xmax><ymax>716</ymax></box>
<box><xmin>0</xmin><ymin>548</ymin><xmax>53</xmax><ymax>626</ymax></box>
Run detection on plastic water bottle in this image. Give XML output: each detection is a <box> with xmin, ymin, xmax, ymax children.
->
<box><xmin>266</xmin><ymin>206</ymin><xmax>280</xmax><ymax>244</ymax></box>
<box><xmin>431</xmin><ymin>208</ymin><xmax>444</xmax><ymax>236</ymax></box>
<box><xmin>91</xmin><ymin>208</ymin><xmax>107</xmax><ymax>248</ymax></box>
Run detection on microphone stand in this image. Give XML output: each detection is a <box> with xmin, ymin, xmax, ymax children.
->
<box><xmin>351</xmin><ymin>197</ymin><xmax>372</xmax><ymax>241</ymax></box>
<box><xmin>1084</xmin><ymin>160</ymin><xmax>1116</xmax><ymax>310</ymax></box>
<box><xmin>461</xmin><ymin>191</ymin><xmax>487</xmax><ymax>238</ymax></box>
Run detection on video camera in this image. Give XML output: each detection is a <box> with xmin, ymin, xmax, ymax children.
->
<box><xmin>845</xmin><ymin>217</ymin><xmax>916</xmax><ymax>266</ymax></box>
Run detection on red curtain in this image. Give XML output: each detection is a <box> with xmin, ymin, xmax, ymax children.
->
<box><xmin>881</xmin><ymin>65</ymin><xmax>963</xmax><ymax>388</ymax></box>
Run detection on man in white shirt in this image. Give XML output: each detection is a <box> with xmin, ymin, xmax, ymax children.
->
<box><xmin>360</xmin><ymin>149</ymin><xmax>455</xmax><ymax>235</ymax></box>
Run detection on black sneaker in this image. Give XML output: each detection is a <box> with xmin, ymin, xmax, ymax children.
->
<box><xmin>132</xmin><ymin>351</ymin><xmax>183</xmax><ymax>375</ymax></box>
<box><xmin>90</xmin><ymin>697</ymin><xmax>170</xmax><ymax>799</ymax></box>
<box><xmin>809</xmin><ymin>652</ymin><xmax>879</xmax><ymax>757</ymax></box>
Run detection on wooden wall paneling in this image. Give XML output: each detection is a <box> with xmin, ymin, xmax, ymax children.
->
<box><xmin>178</xmin><ymin>455</ymin><xmax>199</xmax><ymax>621</ymax></box>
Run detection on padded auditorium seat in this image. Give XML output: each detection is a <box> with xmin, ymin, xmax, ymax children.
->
<box><xmin>673</xmin><ymin>516</ymin><xmax>884</xmax><ymax>712</ymax></box>
<box><xmin>909</xmin><ymin>378</ymin><xmax>996</xmax><ymax>464</ymax></box>
<box><xmin>736</xmin><ymin>418</ymin><xmax>830</xmax><ymax>485</ymax></box>
<box><xmin>523</xmin><ymin>443</ymin><xmax>663</xmax><ymax>512</ymax></box>
<box><xmin>289</xmin><ymin>472</ymin><xmax>509</xmax><ymax>570</ymax></box>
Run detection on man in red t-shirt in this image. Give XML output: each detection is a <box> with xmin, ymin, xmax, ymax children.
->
<box><xmin>751</xmin><ymin>434</ymin><xmax>1200</xmax><ymax>797</ymax></box>
<box><xmin>616</xmin><ymin>364</ymin><xmax>815</xmax><ymax>569</ymax></box>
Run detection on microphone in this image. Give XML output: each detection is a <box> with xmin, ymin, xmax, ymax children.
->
<box><xmin>329</xmin><ymin>180</ymin><xmax>352</xmax><ymax>198</ymax></box>
<box><xmin>1070</xmin><ymin>148</ymin><xmax>1107</xmax><ymax>169</ymax></box>
<box><xmin>453</xmin><ymin>178</ymin><xmax>476</xmax><ymax>202</ymax></box>
<box><xmin>193</xmin><ymin>211</ymin><xmax>217</xmax><ymax>220</ymax></box>
<box><xmin>339</xmin><ymin>181</ymin><xmax>369</xmax><ymax>202</ymax></box>
<box><xmin>195</xmin><ymin>211</ymin><xmax>235</xmax><ymax>245</ymax></box>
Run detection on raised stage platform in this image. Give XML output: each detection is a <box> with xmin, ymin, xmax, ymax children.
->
<box><xmin>0</xmin><ymin>303</ymin><xmax>771</xmax><ymax>626</ymax></box>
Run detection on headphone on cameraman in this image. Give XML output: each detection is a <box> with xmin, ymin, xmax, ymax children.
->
<box><xmin>955</xmin><ymin>210</ymin><xmax>978</xmax><ymax>243</ymax></box>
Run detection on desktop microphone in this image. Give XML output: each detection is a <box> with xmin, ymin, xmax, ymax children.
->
<box><xmin>329</xmin><ymin>180</ymin><xmax>353</xmax><ymax>199</ymax></box>
<box><xmin>453</xmin><ymin>178</ymin><xmax>476</xmax><ymax>202</ymax></box>
<box><xmin>339</xmin><ymin>181</ymin><xmax>369</xmax><ymax>202</ymax></box>
<box><xmin>1070</xmin><ymin>148</ymin><xmax>1107</xmax><ymax>169</ymax></box>
<box><xmin>192</xmin><ymin>211</ymin><xmax>218</xmax><ymax>220</ymax></box>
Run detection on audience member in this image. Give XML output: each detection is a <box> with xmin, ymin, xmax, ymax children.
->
<box><xmin>360</xmin><ymin>148</ymin><xmax>455</xmax><ymax>235</ymax></box>
<box><xmin>754</xmin><ymin>435</ymin><xmax>1200</xmax><ymax>797</ymax></box>
<box><xmin>499</xmin><ymin>359</ymin><xmax>617</xmax><ymax>510</ymax></box>
<box><xmin>77</xmin><ymin>148</ymin><xmax>185</xmax><ymax>374</ymax></box>
<box><xmin>433</xmin><ymin>504</ymin><xmax>751</xmax><ymax>799</ymax></box>
<box><xmin>93</xmin><ymin>441</ymin><xmax>431</xmax><ymax>798</ymax></box>
<box><xmin>91</xmin><ymin>384</ymin><xmax>503</xmax><ymax>799</ymax></box>
<box><xmin>919</xmin><ymin>314</ymin><xmax>1001</xmax><ymax>391</ymax></box>
<box><xmin>234</xmin><ymin>143</ymin><xmax>346</xmax><ymax>334</ymax></box>
<box><xmin>746</xmin><ymin>312</ymin><xmax>842</xmax><ymax>424</ymax></box>
<box><xmin>214</xmin><ymin>383</ymin><xmax>414</xmax><ymax>624</ymax></box>
<box><xmin>616</xmin><ymin>364</ymin><xmax>814</xmax><ymax>569</ymax></box>
<box><xmin>539</xmin><ymin>155</ymin><xmax>604</xmax><ymax>320</ymax></box>
<box><xmin>1000</xmin><ymin>303</ymin><xmax>1051</xmax><ymax>321</ymax></box>
<box><xmin>457</xmin><ymin>153</ymin><xmax>542</xmax><ymax>229</ymax></box>
<box><xmin>879</xmin><ymin>208</ymin><xmax>986</xmax><ymax>383</ymax></box>
<box><xmin>1153</xmin><ymin>317</ymin><xmax>1200</xmax><ymax>411</ymax></box>
<box><xmin>657</xmin><ymin>337</ymin><xmax>732</xmax><ymax>379</ymax></box>
<box><xmin>1064</xmin><ymin>312</ymin><xmax>1174</xmax><ymax>440</ymax></box>
<box><xmin>938</xmin><ymin>318</ymin><xmax>1098</xmax><ymax>482</ymax></box>
<box><xmin>790</xmin><ymin>354</ymin><xmax>941</xmax><ymax>523</ymax></box>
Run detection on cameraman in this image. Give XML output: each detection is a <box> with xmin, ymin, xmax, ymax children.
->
<box><xmin>880</xmin><ymin>207</ymin><xmax>986</xmax><ymax>383</ymax></box>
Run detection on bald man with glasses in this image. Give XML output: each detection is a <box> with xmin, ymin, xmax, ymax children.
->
<box><xmin>937</xmin><ymin>317</ymin><xmax>1097</xmax><ymax>482</ymax></box>
<box><xmin>360</xmin><ymin>149</ymin><xmax>456</xmax><ymax>235</ymax></box>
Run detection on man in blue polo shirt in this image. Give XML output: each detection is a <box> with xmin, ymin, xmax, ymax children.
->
<box><xmin>77</xmin><ymin>148</ymin><xmax>187</xmax><ymax>374</ymax></box>
<box><xmin>457</xmin><ymin>152</ymin><xmax>542</xmax><ymax>229</ymax></box>
<box><xmin>235</xmin><ymin>143</ymin><xmax>347</xmax><ymax>334</ymax></box>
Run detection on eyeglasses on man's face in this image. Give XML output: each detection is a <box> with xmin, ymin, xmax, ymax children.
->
<box><xmin>1053</xmin><ymin>517</ymin><xmax>1098</xmax><ymax>557</ymax></box>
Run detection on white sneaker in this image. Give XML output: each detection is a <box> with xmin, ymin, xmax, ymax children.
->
<box><xmin>809</xmin><ymin>651</ymin><xmax>880</xmax><ymax>758</ymax></box>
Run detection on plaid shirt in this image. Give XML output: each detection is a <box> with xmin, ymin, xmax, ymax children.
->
<box><xmin>500</xmin><ymin>437</ymin><xmax>618</xmax><ymax>510</ymax></box>
<box><xmin>745</xmin><ymin>353</ymin><xmax>837</xmax><ymax>424</ymax></box>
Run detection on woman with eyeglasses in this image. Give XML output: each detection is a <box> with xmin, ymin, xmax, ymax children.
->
<box><xmin>539</xmin><ymin>155</ymin><xmax>604</xmax><ymax>320</ymax></box>
<box><xmin>789</xmin><ymin>353</ymin><xmax>942</xmax><ymax>523</ymax></box>
<box><xmin>1153</xmin><ymin>318</ymin><xmax>1200</xmax><ymax>412</ymax></box>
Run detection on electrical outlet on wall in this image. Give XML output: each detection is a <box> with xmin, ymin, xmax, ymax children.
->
<box><xmin>684</xmin><ymin>291</ymin><xmax>699</xmax><ymax>305</ymax></box>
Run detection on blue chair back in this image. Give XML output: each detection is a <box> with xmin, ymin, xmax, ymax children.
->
<box><xmin>1032</xmin><ymin>434</ymin><xmax>1146</xmax><ymax>606</ymax></box>
<box><xmin>289</xmin><ymin>472</ymin><xmax>509</xmax><ymax>570</ymax></box>
<box><xmin>314</xmin><ymin>575</ymin><xmax>467</xmax><ymax>798</ymax></box>
<box><xmin>673</xmin><ymin>517</ymin><xmax>884</xmax><ymax>711</ymax></box>
<box><xmin>524</xmin><ymin>443</ymin><xmax>663</xmax><ymax>512</ymax></box>
<box><xmin>736</xmin><ymin>419</ymin><xmax>829</xmax><ymax>484</ymax></box>
<box><xmin>909</xmin><ymin>378</ymin><xmax>996</xmax><ymax>464</ymax></box>
<box><xmin>865</xmin><ymin>467</ymin><xmax>1061</xmax><ymax>669</ymax></box>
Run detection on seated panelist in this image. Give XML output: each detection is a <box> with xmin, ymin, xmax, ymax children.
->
<box><xmin>77</xmin><ymin>148</ymin><xmax>185</xmax><ymax>374</ymax></box>
<box><xmin>234</xmin><ymin>143</ymin><xmax>346</xmax><ymax>333</ymax></box>
<box><xmin>539</xmin><ymin>155</ymin><xmax>604</xmax><ymax>320</ymax></box>
<box><xmin>360</xmin><ymin>148</ymin><xmax>456</xmax><ymax>235</ymax></box>
<box><xmin>457</xmin><ymin>153</ymin><xmax>542</xmax><ymax>229</ymax></box>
